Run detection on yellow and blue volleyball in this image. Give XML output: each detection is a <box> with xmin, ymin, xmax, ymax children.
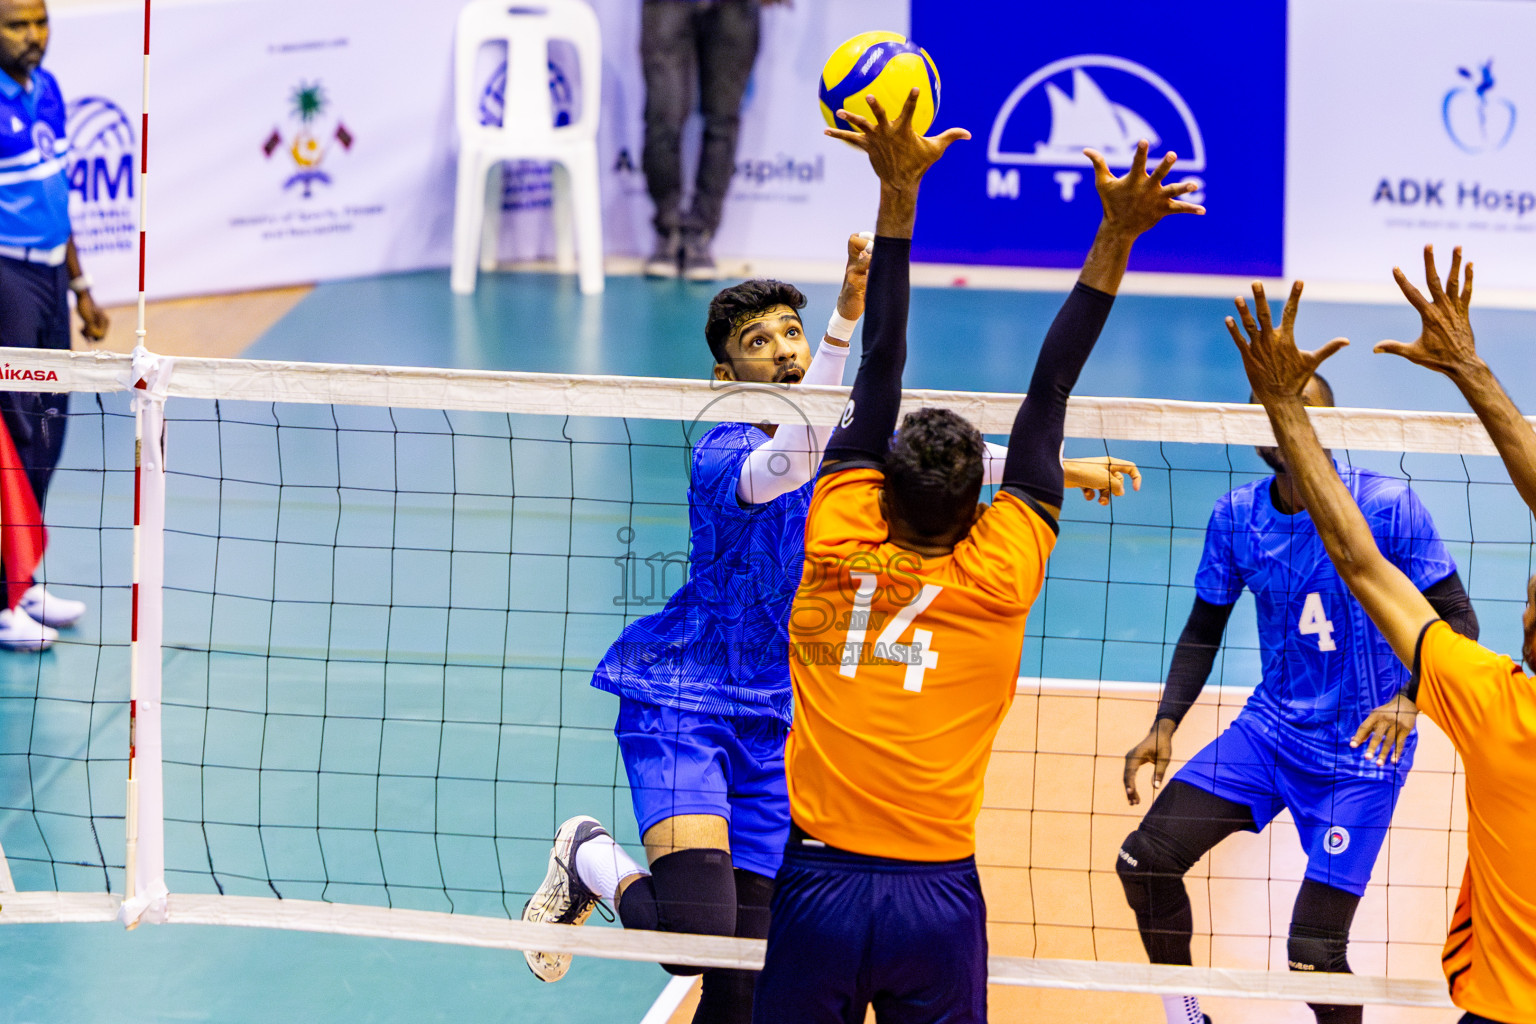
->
<box><xmin>819</xmin><ymin>31</ymin><xmax>940</xmax><ymax>136</ymax></box>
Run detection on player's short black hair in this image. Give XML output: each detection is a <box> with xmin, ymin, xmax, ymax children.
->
<box><xmin>705</xmin><ymin>280</ymin><xmax>808</xmax><ymax>364</ymax></box>
<box><xmin>883</xmin><ymin>408</ymin><xmax>986</xmax><ymax>538</ymax></box>
<box><xmin>1248</xmin><ymin>373</ymin><xmax>1335</xmax><ymax>407</ymax></box>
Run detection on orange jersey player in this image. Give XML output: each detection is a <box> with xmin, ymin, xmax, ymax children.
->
<box><xmin>751</xmin><ymin>87</ymin><xmax>1202</xmax><ymax>1024</ymax></box>
<box><xmin>1233</xmin><ymin>246</ymin><xmax>1536</xmax><ymax>1024</ymax></box>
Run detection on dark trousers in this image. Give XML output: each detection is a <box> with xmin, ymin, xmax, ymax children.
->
<box><xmin>640</xmin><ymin>0</ymin><xmax>760</xmax><ymax>238</ymax></box>
<box><xmin>0</xmin><ymin>256</ymin><xmax>71</xmax><ymax>513</ymax></box>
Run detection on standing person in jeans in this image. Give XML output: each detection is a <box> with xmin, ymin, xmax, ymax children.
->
<box><xmin>640</xmin><ymin>0</ymin><xmax>785</xmax><ymax>282</ymax></box>
<box><xmin>0</xmin><ymin>0</ymin><xmax>109</xmax><ymax>649</ymax></box>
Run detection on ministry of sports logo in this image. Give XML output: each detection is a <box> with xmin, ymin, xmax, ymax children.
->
<box><xmin>985</xmin><ymin>54</ymin><xmax>1206</xmax><ymax>205</ymax></box>
<box><xmin>1443</xmin><ymin>59</ymin><xmax>1516</xmax><ymax>154</ymax></box>
<box><xmin>65</xmin><ymin>96</ymin><xmax>136</xmax><ymax>257</ymax></box>
<box><xmin>1324</xmin><ymin>826</ymin><xmax>1350</xmax><ymax>855</ymax></box>
<box><xmin>261</xmin><ymin>80</ymin><xmax>355</xmax><ymax>199</ymax></box>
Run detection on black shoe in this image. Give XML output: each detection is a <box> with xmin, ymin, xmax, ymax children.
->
<box><xmin>681</xmin><ymin>231</ymin><xmax>718</xmax><ymax>281</ymax></box>
<box><xmin>521</xmin><ymin>815</ymin><xmax>609</xmax><ymax>981</ymax></box>
<box><xmin>644</xmin><ymin>230</ymin><xmax>682</xmax><ymax>278</ymax></box>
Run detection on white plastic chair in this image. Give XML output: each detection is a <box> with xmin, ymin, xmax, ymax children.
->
<box><xmin>451</xmin><ymin>0</ymin><xmax>604</xmax><ymax>295</ymax></box>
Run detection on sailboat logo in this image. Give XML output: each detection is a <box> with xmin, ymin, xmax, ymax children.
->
<box><xmin>989</xmin><ymin>55</ymin><xmax>1206</xmax><ymax>184</ymax></box>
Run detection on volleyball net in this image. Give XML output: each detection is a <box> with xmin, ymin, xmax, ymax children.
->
<box><xmin>1</xmin><ymin>344</ymin><xmax>1515</xmax><ymax>1010</ymax></box>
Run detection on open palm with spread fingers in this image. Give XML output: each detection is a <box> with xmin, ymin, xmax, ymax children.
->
<box><xmin>1375</xmin><ymin>244</ymin><xmax>1482</xmax><ymax>377</ymax></box>
<box><xmin>1226</xmin><ymin>281</ymin><xmax>1349</xmax><ymax>402</ymax></box>
<box><xmin>824</xmin><ymin>88</ymin><xmax>970</xmax><ymax>193</ymax></box>
<box><xmin>1085</xmin><ymin>141</ymin><xmax>1205</xmax><ymax>238</ymax></box>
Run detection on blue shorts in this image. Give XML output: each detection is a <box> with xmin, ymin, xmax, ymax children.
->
<box><xmin>614</xmin><ymin>697</ymin><xmax>790</xmax><ymax>879</ymax></box>
<box><xmin>754</xmin><ymin>839</ymin><xmax>988</xmax><ymax>1024</ymax></box>
<box><xmin>1173</xmin><ymin>713</ymin><xmax>1406</xmax><ymax>896</ymax></box>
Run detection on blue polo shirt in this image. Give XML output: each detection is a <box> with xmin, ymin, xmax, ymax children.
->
<box><xmin>0</xmin><ymin>66</ymin><xmax>71</xmax><ymax>249</ymax></box>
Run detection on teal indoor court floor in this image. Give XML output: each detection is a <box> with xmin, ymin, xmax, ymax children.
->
<box><xmin>0</xmin><ymin>267</ymin><xmax>1533</xmax><ymax>1023</ymax></box>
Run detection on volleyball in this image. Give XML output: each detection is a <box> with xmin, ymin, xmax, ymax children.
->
<box><xmin>819</xmin><ymin>31</ymin><xmax>940</xmax><ymax>136</ymax></box>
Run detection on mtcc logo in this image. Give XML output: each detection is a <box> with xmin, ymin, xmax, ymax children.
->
<box><xmin>986</xmin><ymin>55</ymin><xmax>1205</xmax><ymax>205</ymax></box>
<box><xmin>1443</xmin><ymin>60</ymin><xmax>1516</xmax><ymax>154</ymax></box>
<box><xmin>65</xmin><ymin>96</ymin><xmax>136</xmax><ymax>257</ymax></box>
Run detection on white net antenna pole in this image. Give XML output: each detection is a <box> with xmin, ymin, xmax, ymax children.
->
<box><xmin>120</xmin><ymin>0</ymin><xmax>169</xmax><ymax>930</ymax></box>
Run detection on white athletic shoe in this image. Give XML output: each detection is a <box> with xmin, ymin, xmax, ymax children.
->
<box><xmin>521</xmin><ymin>815</ymin><xmax>611</xmax><ymax>982</ymax></box>
<box><xmin>19</xmin><ymin>585</ymin><xmax>86</xmax><ymax>629</ymax></box>
<box><xmin>0</xmin><ymin>605</ymin><xmax>57</xmax><ymax>651</ymax></box>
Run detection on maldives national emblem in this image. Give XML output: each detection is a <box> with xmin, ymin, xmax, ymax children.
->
<box><xmin>261</xmin><ymin>80</ymin><xmax>355</xmax><ymax>198</ymax></box>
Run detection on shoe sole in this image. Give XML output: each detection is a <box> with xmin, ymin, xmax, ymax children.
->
<box><xmin>521</xmin><ymin>815</ymin><xmax>603</xmax><ymax>982</ymax></box>
<box><xmin>643</xmin><ymin>264</ymin><xmax>681</xmax><ymax>279</ymax></box>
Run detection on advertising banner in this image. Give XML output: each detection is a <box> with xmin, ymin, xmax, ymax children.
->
<box><xmin>47</xmin><ymin>0</ymin><xmax>909</xmax><ymax>305</ymax></box>
<box><xmin>907</xmin><ymin>1</ymin><xmax>1286</xmax><ymax>276</ymax></box>
<box><xmin>1286</xmin><ymin>0</ymin><xmax>1536</xmax><ymax>291</ymax></box>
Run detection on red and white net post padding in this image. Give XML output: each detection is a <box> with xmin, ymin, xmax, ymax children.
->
<box><xmin>120</xmin><ymin>0</ymin><xmax>168</xmax><ymax>930</ymax></box>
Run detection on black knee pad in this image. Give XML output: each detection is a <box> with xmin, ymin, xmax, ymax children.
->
<box><xmin>617</xmin><ymin>848</ymin><xmax>738</xmax><ymax>977</ymax></box>
<box><xmin>1287</xmin><ymin>924</ymin><xmax>1351</xmax><ymax>975</ymax></box>
<box><xmin>1116</xmin><ymin>828</ymin><xmax>1190</xmax><ymax>908</ymax></box>
<box><xmin>1288</xmin><ymin>881</ymin><xmax>1361</xmax><ymax>1024</ymax></box>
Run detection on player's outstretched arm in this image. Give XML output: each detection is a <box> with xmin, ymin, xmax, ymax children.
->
<box><xmin>820</xmin><ymin>91</ymin><xmax>967</xmax><ymax>468</ymax></box>
<box><xmin>1228</xmin><ymin>281</ymin><xmax>1437</xmax><ymax>668</ymax></box>
<box><xmin>1378</xmin><ymin>244</ymin><xmax>1536</xmax><ymax>520</ymax></box>
<box><xmin>997</xmin><ymin>143</ymin><xmax>1200</xmax><ymax>520</ymax></box>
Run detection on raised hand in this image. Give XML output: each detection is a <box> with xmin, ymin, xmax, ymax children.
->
<box><xmin>1063</xmin><ymin>455</ymin><xmax>1142</xmax><ymax>505</ymax></box>
<box><xmin>1086</xmin><ymin>141</ymin><xmax>1205</xmax><ymax>239</ymax></box>
<box><xmin>835</xmin><ymin>231</ymin><xmax>873</xmax><ymax>322</ymax></box>
<box><xmin>1123</xmin><ymin>719</ymin><xmax>1175</xmax><ymax>806</ymax></box>
<box><xmin>825</xmin><ymin>88</ymin><xmax>970</xmax><ymax>196</ymax></box>
<box><xmin>1375</xmin><ymin>245</ymin><xmax>1482</xmax><ymax>378</ymax></box>
<box><xmin>1226</xmin><ymin>281</ymin><xmax>1349</xmax><ymax>403</ymax></box>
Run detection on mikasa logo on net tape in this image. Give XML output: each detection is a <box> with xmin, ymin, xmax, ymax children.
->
<box><xmin>0</xmin><ymin>365</ymin><xmax>59</xmax><ymax>382</ymax></box>
<box><xmin>984</xmin><ymin>54</ymin><xmax>1206</xmax><ymax>207</ymax></box>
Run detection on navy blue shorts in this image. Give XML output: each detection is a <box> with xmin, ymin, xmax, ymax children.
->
<box><xmin>753</xmin><ymin>838</ymin><xmax>987</xmax><ymax>1024</ymax></box>
<box><xmin>614</xmin><ymin>696</ymin><xmax>790</xmax><ymax>878</ymax></box>
<box><xmin>1173</xmin><ymin>712</ymin><xmax>1405</xmax><ymax>896</ymax></box>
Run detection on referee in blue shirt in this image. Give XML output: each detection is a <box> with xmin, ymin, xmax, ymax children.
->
<box><xmin>0</xmin><ymin>0</ymin><xmax>106</xmax><ymax>648</ymax></box>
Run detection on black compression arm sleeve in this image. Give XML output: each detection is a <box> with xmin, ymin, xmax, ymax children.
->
<box><xmin>1156</xmin><ymin>596</ymin><xmax>1236</xmax><ymax>726</ymax></box>
<box><xmin>822</xmin><ymin>236</ymin><xmax>911</xmax><ymax>467</ymax></box>
<box><xmin>1423</xmin><ymin>571</ymin><xmax>1478</xmax><ymax>641</ymax></box>
<box><xmin>1000</xmin><ymin>282</ymin><xmax>1115</xmax><ymax>510</ymax></box>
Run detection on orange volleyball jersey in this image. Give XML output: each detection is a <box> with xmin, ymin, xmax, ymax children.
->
<box><xmin>1415</xmin><ymin>621</ymin><xmax>1536</xmax><ymax>1023</ymax></box>
<box><xmin>785</xmin><ymin>467</ymin><xmax>1057</xmax><ymax>862</ymax></box>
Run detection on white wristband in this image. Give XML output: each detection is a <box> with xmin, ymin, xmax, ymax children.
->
<box><xmin>69</xmin><ymin>273</ymin><xmax>92</xmax><ymax>294</ymax></box>
<box><xmin>825</xmin><ymin>310</ymin><xmax>859</xmax><ymax>342</ymax></box>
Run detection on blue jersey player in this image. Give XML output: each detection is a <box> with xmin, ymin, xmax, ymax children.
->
<box><xmin>1118</xmin><ymin>374</ymin><xmax>1479</xmax><ymax>1024</ymax></box>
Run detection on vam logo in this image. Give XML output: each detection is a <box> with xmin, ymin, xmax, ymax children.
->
<box><xmin>986</xmin><ymin>55</ymin><xmax>1205</xmax><ymax>204</ymax></box>
<box><xmin>65</xmin><ymin>96</ymin><xmax>136</xmax><ymax>257</ymax></box>
<box><xmin>1324</xmin><ymin>826</ymin><xmax>1350</xmax><ymax>855</ymax></box>
<box><xmin>1444</xmin><ymin>60</ymin><xmax>1515</xmax><ymax>154</ymax></box>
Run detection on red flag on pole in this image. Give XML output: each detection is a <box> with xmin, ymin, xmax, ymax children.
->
<box><xmin>0</xmin><ymin>414</ymin><xmax>46</xmax><ymax>609</ymax></box>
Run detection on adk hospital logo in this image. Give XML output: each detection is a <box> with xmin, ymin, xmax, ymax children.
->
<box><xmin>65</xmin><ymin>96</ymin><xmax>136</xmax><ymax>258</ymax></box>
<box><xmin>985</xmin><ymin>55</ymin><xmax>1206</xmax><ymax>207</ymax></box>
<box><xmin>1443</xmin><ymin>59</ymin><xmax>1515</xmax><ymax>155</ymax></box>
<box><xmin>1374</xmin><ymin>59</ymin><xmax>1533</xmax><ymax>220</ymax></box>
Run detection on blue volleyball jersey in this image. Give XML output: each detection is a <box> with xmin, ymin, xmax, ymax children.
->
<box><xmin>1195</xmin><ymin>463</ymin><xmax>1455</xmax><ymax>776</ymax></box>
<box><xmin>591</xmin><ymin>422</ymin><xmax>812</xmax><ymax>723</ymax></box>
<box><xmin>0</xmin><ymin>67</ymin><xmax>71</xmax><ymax>249</ymax></box>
